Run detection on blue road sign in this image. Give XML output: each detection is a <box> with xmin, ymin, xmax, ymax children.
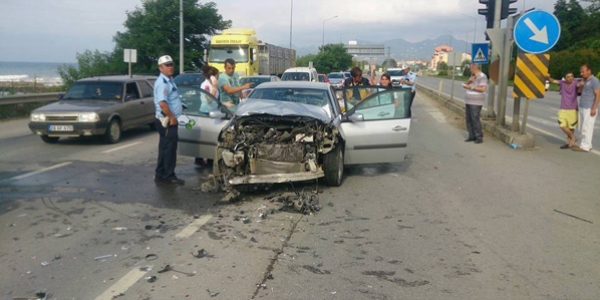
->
<box><xmin>472</xmin><ymin>43</ymin><xmax>489</xmax><ymax>64</ymax></box>
<box><xmin>514</xmin><ymin>10</ymin><xmax>561</xmax><ymax>54</ymax></box>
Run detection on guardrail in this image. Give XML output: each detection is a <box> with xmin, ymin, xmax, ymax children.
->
<box><xmin>0</xmin><ymin>93</ymin><xmax>59</xmax><ymax>120</ymax></box>
<box><xmin>0</xmin><ymin>93</ymin><xmax>59</xmax><ymax>105</ymax></box>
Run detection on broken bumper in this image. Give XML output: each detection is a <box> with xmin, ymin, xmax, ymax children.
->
<box><xmin>228</xmin><ymin>170</ymin><xmax>324</xmax><ymax>185</ymax></box>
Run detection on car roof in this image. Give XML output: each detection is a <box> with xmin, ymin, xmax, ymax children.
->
<box><xmin>79</xmin><ymin>75</ymin><xmax>156</xmax><ymax>82</ymax></box>
<box><xmin>284</xmin><ymin>67</ymin><xmax>316</xmax><ymax>72</ymax></box>
<box><xmin>253</xmin><ymin>81</ymin><xmax>330</xmax><ymax>90</ymax></box>
<box><xmin>241</xmin><ymin>75</ymin><xmax>272</xmax><ymax>78</ymax></box>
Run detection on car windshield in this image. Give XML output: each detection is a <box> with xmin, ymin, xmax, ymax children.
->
<box><xmin>62</xmin><ymin>81</ymin><xmax>123</xmax><ymax>101</ymax></box>
<box><xmin>240</xmin><ymin>77</ymin><xmax>270</xmax><ymax>86</ymax></box>
<box><xmin>328</xmin><ymin>73</ymin><xmax>343</xmax><ymax>79</ymax></box>
<box><xmin>282</xmin><ymin>72</ymin><xmax>310</xmax><ymax>81</ymax></box>
<box><xmin>209</xmin><ymin>47</ymin><xmax>248</xmax><ymax>63</ymax></box>
<box><xmin>174</xmin><ymin>73</ymin><xmax>205</xmax><ymax>86</ymax></box>
<box><xmin>249</xmin><ymin>87</ymin><xmax>329</xmax><ymax>107</ymax></box>
<box><xmin>387</xmin><ymin>70</ymin><xmax>404</xmax><ymax>76</ymax></box>
<box><xmin>318</xmin><ymin>75</ymin><xmax>326</xmax><ymax>82</ymax></box>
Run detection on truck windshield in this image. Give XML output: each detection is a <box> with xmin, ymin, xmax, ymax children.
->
<box><xmin>209</xmin><ymin>47</ymin><xmax>249</xmax><ymax>63</ymax></box>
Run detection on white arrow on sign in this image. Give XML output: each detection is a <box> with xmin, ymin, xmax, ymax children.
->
<box><xmin>524</xmin><ymin>18</ymin><xmax>549</xmax><ymax>44</ymax></box>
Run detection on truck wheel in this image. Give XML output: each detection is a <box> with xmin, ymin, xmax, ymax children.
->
<box><xmin>40</xmin><ymin>135</ymin><xmax>59</xmax><ymax>143</ymax></box>
<box><xmin>103</xmin><ymin>119</ymin><xmax>121</xmax><ymax>144</ymax></box>
<box><xmin>323</xmin><ymin>146</ymin><xmax>344</xmax><ymax>186</ymax></box>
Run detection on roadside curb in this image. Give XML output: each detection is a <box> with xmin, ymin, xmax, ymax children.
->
<box><xmin>416</xmin><ymin>83</ymin><xmax>535</xmax><ymax>148</ymax></box>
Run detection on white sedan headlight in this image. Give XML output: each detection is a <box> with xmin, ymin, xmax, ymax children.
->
<box><xmin>31</xmin><ymin>113</ymin><xmax>46</xmax><ymax>122</ymax></box>
<box><xmin>78</xmin><ymin>113</ymin><xmax>100</xmax><ymax>122</ymax></box>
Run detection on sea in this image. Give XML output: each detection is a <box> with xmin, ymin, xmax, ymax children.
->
<box><xmin>0</xmin><ymin>61</ymin><xmax>77</xmax><ymax>86</ymax></box>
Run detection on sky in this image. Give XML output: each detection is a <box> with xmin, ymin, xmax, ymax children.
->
<box><xmin>0</xmin><ymin>0</ymin><xmax>557</xmax><ymax>63</ymax></box>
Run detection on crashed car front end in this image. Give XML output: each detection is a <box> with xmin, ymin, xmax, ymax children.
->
<box><xmin>213</xmin><ymin>114</ymin><xmax>339</xmax><ymax>186</ymax></box>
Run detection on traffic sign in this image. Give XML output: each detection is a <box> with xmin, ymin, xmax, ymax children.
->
<box><xmin>513</xmin><ymin>53</ymin><xmax>550</xmax><ymax>99</ymax></box>
<box><xmin>471</xmin><ymin>43</ymin><xmax>489</xmax><ymax>64</ymax></box>
<box><xmin>514</xmin><ymin>10</ymin><xmax>561</xmax><ymax>54</ymax></box>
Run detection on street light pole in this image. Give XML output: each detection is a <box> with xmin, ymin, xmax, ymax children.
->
<box><xmin>179</xmin><ymin>0</ymin><xmax>184</xmax><ymax>74</ymax></box>
<box><xmin>322</xmin><ymin>15</ymin><xmax>338</xmax><ymax>50</ymax></box>
<box><xmin>461</xmin><ymin>14</ymin><xmax>477</xmax><ymax>44</ymax></box>
<box><xmin>289</xmin><ymin>0</ymin><xmax>293</xmax><ymax>65</ymax></box>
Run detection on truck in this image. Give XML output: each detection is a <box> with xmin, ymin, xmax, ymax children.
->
<box><xmin>209</xmin><ymin>29</ymin><xmax>295</xmax><ymax>77</ymax></box>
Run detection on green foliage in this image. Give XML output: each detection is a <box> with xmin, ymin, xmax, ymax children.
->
<box><xmin>438</xmin><ymin>70</ymin><xmax>448</xmax><ymax>76</ymax></box>
<box><xmin>383</xmin><ymin>58</ymin><xmax>397</xmax><ymax>69</ymax></box>
<box><xmin>296</xmin><ymin>54</ymin><xmax>318</xmax><ymax>67</ymax></box>
<box><xmin>548</xmin><ymin>48</ymin><xmax>600</xmax><ymax>79</ymax></box>
<box><xmin>437</xmin><ymin>62</ymin><xmax>448</xmax><ymax>71</ymax></box>
<box><xmin>296</xmin><ymin>44</ymin><xmax>352</xmax><ymax>73</ymax></box>
<box><xmin>58</xmin><ymin>0</ymin><xmax>231</xmax><ymax>87</ymax></box>
<box><xmin>314</xmin><ymin>44</ymin><xmax>353</xmax><ymax>73</ymax></box>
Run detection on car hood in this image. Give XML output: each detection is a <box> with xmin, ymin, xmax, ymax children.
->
<box><xmin>235</xmin><ymin>99</ymin><xmax>331</xmax><ymax>122</ymax></box>
<box><xmin>34</xmin><ymin>100</ymin><xmax>119</xmax><ymax>113</ymax></box>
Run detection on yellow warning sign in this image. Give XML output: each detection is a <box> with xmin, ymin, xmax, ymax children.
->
<box><xmin>513</xmin><ymin>53</ymin><xmax>550</xmax><ymax>99</ymax></box>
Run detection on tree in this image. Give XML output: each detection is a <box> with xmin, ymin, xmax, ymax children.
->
<box><xmin>553</xmin><ymin>0</ymin><xmax>587</xmax><ymax>51</ymax></box>
<box><xmin>114</xmin><ymin>0</ymin><xmax>230</xmax><ymax>73</ymax></box>
<box><xmin>296</xmin><ymin>54</ymin><xmax>318</xmax><ymax>67</ymax></box>
<box><xmin>382</xmin><ymin>58</ymin><xmax>397</xmax><ymax>69</ymax></box>
<box><xmin>59</xmin><ymin>0</ymin><xmax>231</xmax><ymax>87</ymax></box>
<box><xmin>313</xmin><ymin>44</ymin><xmax>352</xmax><ymax>73</ymax></box>
<box><xmin>437</xmin><ymin>61</ymin><xmax>448</xmax><ymax>71</ymax></box>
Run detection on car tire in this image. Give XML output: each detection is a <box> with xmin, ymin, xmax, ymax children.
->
<box><xmin>323</xmin><ymin>145</ymin><xmax>344</xmax><ymax>187</ymax></box>
<box><xmin>103</xmin><ymin>119</ymin><xmax>121</xmax><ymax>144</ymax></box>
<box><xmin>40</xmin><ymin>135</ymin><xmax>59</xmax><ymax>143</ymax></box>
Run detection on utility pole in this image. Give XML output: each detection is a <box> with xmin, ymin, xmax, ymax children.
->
<box><xmin>485</xmin><ymin>0</ymin><xmax>503</xmax><ymax>119</ymax></box>
<box><xmin>289</xmin><ymin>0</ymin><xmax>293</xmax><ymax>66</ymax></box>
<box><xmin>179</xmin><ymin>0</ymin><xmax>184</xmax><ymax>74</ymax></box>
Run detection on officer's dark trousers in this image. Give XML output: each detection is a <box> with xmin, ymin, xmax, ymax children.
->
<box><xmin>465</xmin><ymin>104</ymin><xmax>483</xmax><ymax>140</ymax></box>
<box><xmin>155</xmin><ymin>119</ymin><xmax>179</xmax><ymax>180</ymax></box>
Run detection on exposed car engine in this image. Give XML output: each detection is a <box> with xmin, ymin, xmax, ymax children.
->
<box><xmin>213</xmin><ymin>114</ymin><xmax>339</xmax><ymax>186</ymax></box>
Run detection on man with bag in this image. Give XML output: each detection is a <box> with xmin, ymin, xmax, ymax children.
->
<box><xmin>153</xmin><ymin>55</ymin><xmax>184</xmax><ymax>185</ymax></box>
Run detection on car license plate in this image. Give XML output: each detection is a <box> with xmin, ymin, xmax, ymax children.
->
<box><xmin>48</xmin><ymin>125</ymin><xmax>73</xmax><ymax>131</ymax></box>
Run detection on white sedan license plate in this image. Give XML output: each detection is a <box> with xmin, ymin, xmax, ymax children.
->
<box><xmin>48</xmin><ymin>125</ymin><xmax>73</xmax><ymax>131</ymax></box>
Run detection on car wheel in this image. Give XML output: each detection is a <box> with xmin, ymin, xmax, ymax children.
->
<box><xmin>323</xmin><ymin>145</ymin><xmax>343</xmax><ymax>186</ymax></box>
<box><xmin>103</xmin><ymin>119</ymin><xmax>121</xmax><ymax>144</ymax></box>
<box><xmin>40</xmin><ymin>135</ymin><xmax>59</xmax><ymax>143</ymax></box>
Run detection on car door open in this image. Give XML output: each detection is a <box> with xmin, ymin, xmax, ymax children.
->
<box><xmin>340</xmin><ymin>86</ymin><xmax>412</xmax><ymax>165</ymax></box>
<box><xmin>177</xmin><ymin>86</ymin><xmax>232</xmax><ymax>159</ymax></box>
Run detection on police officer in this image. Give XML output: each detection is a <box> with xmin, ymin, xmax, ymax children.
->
<box><xmin>400</xmin><ymin>65</ymin><xmax>417</xmax><ymax>103</ymax></box>
<box><xmin>153</xmin><ymin>55</ymin><xmax>184</xmax><ymax>185</ymax></box>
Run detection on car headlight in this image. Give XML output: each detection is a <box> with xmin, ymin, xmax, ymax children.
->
<box><xmin>31</xmin><ymin>113</ymin><xmax>46</xmax><ymax>122</ymax></box>
<box><xmin>78</xmin><ymin>113</ymin><xmax>100</xmax><ymax>122</ymax></box>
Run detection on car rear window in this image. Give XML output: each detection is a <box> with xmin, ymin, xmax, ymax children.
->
<box><xmin>62</xmin><ymin>81</ymin><xmax>124</xmax><ymax>101</ymax></box>
<box><xmin>387</xmin><ymin>70</ymin><xmax>404</xmax><ymax>76</ymax></box>
<box><xmin>282</xmin><ymin>72</ymin><xmax>310</xmax><ymax>81</ymax></box>
<box><xmin>328</xmin><ymin>73</ymin><xmax>343</xmax><ymax>78</ymax></box>
<box><xmin>240</xmin><ymin>77</ymin><xmax>270</xmax><ymax>86</ymax></box>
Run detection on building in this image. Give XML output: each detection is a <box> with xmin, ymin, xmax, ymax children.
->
<box><xmin>430</xmin><ymin>45</ymin><xmax>452</xmax><ymax>70</ymax></box>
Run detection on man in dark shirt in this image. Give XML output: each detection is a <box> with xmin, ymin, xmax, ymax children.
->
<box><xmin>344</xmin><ymin>67</ymin><xmax>370</xmax><ymax>103</ymax></box>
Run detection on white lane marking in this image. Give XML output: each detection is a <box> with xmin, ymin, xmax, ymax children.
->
<box><xmin>429</xmin><ymin>112</ymin><xmax>447</xmax><ymax>123</ymax></box>
<box><xmin>527</xmin><ymin>115</ymin><xmax>558</xmax><ymax>127</ymax></box>
<box><xmin>94</xmin><ymin>268</ymin><xmax>149</xmax><ymax>300</ymax></box>
<box><xmin>175</xmin><ymin>215</ymin><xmax>212</xmax><ymax>239</ymax></box>
<box><xmin>9</xmin><ymin>162</ymin><xmax>72</xmax><ymax>181</ymax></box>
<box><xmin>102</xmin><ymin>141</ymin><xmax>143</xmax><ymax>154</ymax></box>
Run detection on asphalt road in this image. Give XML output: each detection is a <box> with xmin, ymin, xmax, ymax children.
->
<box><xmin>0</xmin><ymin>93</ymin><xmax>599</xmax><ymax>299</ymax></box>
<box><xmin>417</xmin><ymin>76</ymin><xmax>600</xmax><ymax>152</ymax></box>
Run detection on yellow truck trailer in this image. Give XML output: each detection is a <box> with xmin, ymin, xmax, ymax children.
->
<box><xmin>209</xmin><ymin>29</ymin><xmax>296</xmax><ymax>76</ymax></box>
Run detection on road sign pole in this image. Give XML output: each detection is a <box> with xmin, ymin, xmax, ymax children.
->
<box><xmin>521</xmin><ymin>98</ymin><xmax>530</xmax><ymax>135</ymax></box>
<box><xmin>484</xmin><ymin>0</ymin><xmax>504</xmax><ymax>119</ymax></box>
<box><xmin>498</xmin><ymin>14</ymin><xmax>517</xmax><ymax>126</ymax></box>
<box><xmin>512</xmin><ymin>96</ymin><xmax>521</xmax><ymax>132</ymax></box>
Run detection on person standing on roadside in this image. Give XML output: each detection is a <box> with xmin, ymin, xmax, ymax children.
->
<box><xmin>218</xmin><ymin>58</ymin><xmax>252</xmax><ymax>108</ymax></box>
<box><xmin>153</xmin><ymin>55</ymin><xmax>184</xmax><ymax>185</ymax></box>
<box><xmin>400</xmin><ymin>65</ymin><xmax>417</xmax><ymax>103</ymax></box>
<box><xmin>462</xmin><ymin>64</ymin><xmax>487</xmax><ymax>144</ymax></box>
<box><xmin>546</xmin><ymin>72</ymin><xmax>579</xmax><ymax>149</ymax></box>
<box><xmin>572</xmin><ymin>64</ymin><xmax>600</xmax><ymax>152</ymax></box>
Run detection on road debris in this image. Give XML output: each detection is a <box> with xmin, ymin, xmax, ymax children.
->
<box><xmin>200</xmin><ymin>175</ymin><xmax>221</xmax><ymax>193</ymax></box>
<box><xmin>145</xmin><ymin>276</ymin><xmax>157</xmax><ymax>283</ymax></box>
<box><xmin>41</xmin><ymin>261</ymin><xmax>50</xmax><ymax>267</ymax></box>
<box><xmin>250</xmin><ymin>237</ymin><xmax>259</xmax><ymax>243</ymax></box>
<box><xmin>268</xmin><ymin>191</ymin><xmax>321</xmax><ymax>214</ymax></box>
<box><xmin>157</xmin><ymin>264</ymin><xmax>196</xmax><ymax>277</ymax></box>
<box><xmin>94</xmin><ymin>254</ymin><xmax>115</xmax><ymax>261</ymax></box>
<box><xmin>192</xmin><ymin>249</ymin><xmax>213</xmax><ymax>259</ymax></box>
<box><xmin>206</xmin><ymin>289</ymin><xmax>219</xmax><ymax>297</ymax></box>
<box><xmin>221</xmin><ymin>189</ymin><xmax>241</xmax><ymax>203</ymax></box>
<box><xmin>145</xmin><ymin>254</ymin><xmax>158</xmax><ymax>261</ymax></box>
<box><xmin>12</xmin><ymin>292</ymin><xmax>48</xmax><ymax>300</ymax></box>
<box><xmin>266</xmin><ymin>274</ymin><xmax>274</xmax><ymax>280</ymax></box>
<box><xmin>112</xmin><ymin>227</ymin><xmax>128</xmax><ymax>231</ymax></box>
<box><xmin>139</xmin><ymin>266</ymin><xmax>153</xmax><ymax>271</ymax></box>
<box><xmin>554</xmin><ymin>209</ymin><xmax>593</xmax><ymax>224</ymax></box>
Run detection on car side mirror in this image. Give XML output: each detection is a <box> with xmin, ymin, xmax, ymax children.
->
<box><xmin>209</xmin><ymin>110</ymin><xmax>227</xmax><ymax>119</ymax></box>
<box><xmin>348</xmin><ymin>113</ymin><xmax>364</xmax><ymax>122</ymax></box>
<box><xmin>57</xmin><ymin>93</ymin><xmax>64</xmax><ymax>100</ymax></box>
